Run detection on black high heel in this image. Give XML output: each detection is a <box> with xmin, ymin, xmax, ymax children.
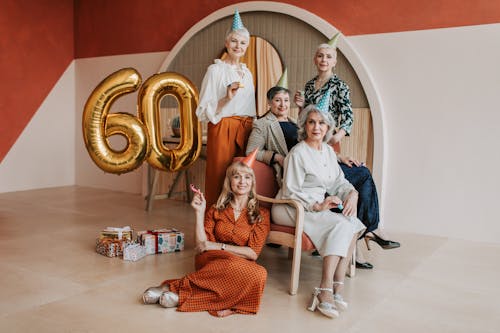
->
<box><xmin>364</xmin><ymin>233</ymin><xmax>400</xmax><ymax>250</ymax></box>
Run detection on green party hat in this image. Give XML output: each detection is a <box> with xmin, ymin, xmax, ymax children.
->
<box><xmin>276</xmin><ymin>68</ymin><xmax>288</xmax><ymax>89</ymax></box>
<box><xmin>327</xmin><ymin>32</ymin><xmax>340</xmax><ymax>48</ymax></box>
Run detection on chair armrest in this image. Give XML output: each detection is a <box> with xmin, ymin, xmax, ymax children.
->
<box><xmin>257</xmin><ymin>194</ymin><xmax>305</xmax><ymax>236</ymax></box>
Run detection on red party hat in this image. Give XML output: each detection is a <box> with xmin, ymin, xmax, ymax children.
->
<box><xmin>242</xmin><ymin>148</ymin><xmax>258</xmax><ymax>168</ymax></box>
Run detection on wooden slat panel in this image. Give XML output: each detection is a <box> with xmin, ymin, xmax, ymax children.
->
<box><xmin>340</xmin><ymin>108</ymin><xmax>374</xmax><ymax>170</ymax></box>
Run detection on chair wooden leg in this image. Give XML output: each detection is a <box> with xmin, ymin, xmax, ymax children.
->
<box><xmin>289</xmin><ymin>246</ymin><xmax>302</xmax><ymax>295</ymax></box>
<box><xmin>146</xmin><ymin>169</ymin><xmax>160</xmax><ymax>212</ymax></box>
<box><xmin>347</xmin><ymin>244</ymin><xmax>356</xmax><ymax>278</ymax></box>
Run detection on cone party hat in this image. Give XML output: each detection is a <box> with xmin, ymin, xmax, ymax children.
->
<box><xmin>242</xmin><ymin>148</ymin><xmax>258</xmax><ymax>168</ymax></box>
<box><xmin>276</xmin><ymin>68</ymin><xmax>288</xmax><ymax>89</ymax></box>
<box><xmin>231</xmin><ymin>9</ymin><xmax>244</xmax><ymax>31</ymax></box>
<box><xmin>316</xmin><ymin>89</ymin><xmax>331</xmax><ymax>114</ymax></box>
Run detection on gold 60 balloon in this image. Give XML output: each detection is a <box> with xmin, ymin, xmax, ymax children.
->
<box><xmin>82</xmin><ymin>68</ymin><xmax>202</xmax><ymax>174</ymax></box>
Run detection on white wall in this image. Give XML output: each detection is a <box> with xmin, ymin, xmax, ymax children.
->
<box><xmin>0</xmin><ymin>63</ymin><xmax>76</xmax><ymax>192</ymax></box>
<box><xmin>350</xmin><ymin>24</ymin><xmax>500</xmax><ymax>243</ymax></box>
<box><xmin>74</xmin><ymin>51</ymin><xmax>168</xmax><ymax>194</ymax></box>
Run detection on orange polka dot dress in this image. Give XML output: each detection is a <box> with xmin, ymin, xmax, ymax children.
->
<box><xmin>166</xmin><ymin>205</ymin><xmax>270</xmax><ymax>316</ymax></box>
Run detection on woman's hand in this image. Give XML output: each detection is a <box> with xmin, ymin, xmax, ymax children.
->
<box><xmin>330</xmin><ymin>129</ymin><xmax>346</xmax><ymax>146</ymax></box>
<box><xmin>275</xmin><ymin>154</ymin><xmax>285</xmax><ymax>166</ymax></box>
<box><xmin>294</xmin><ymin>91</ymin><xmax>305</xmax><ymax>108</ymax></box>
<box><xmin>342</xmin><ymin>190</ymin><xmax>358</xmax><ymax>217</ymax></box>
<box><xmin>338</xmin><ymin>155</ymin><xmax>361</xmax><ymax>167</ymax></box>
<box><xmin>191</xmin><ymin>192</ymin><xmax>206</xmax><ymax>215</ymax></box>
<box><xmin>226</xmin><ymin>82</ymin><xmax>240</xmax><ymax>100</ymax></box>
<box><xmin>216</xmin><ymin>82</ymin><xmax>240</xmax><ymax>114</ymax></box>
<box><xmin>314</xmin><ymin>195</ymin><xmax>342</xmax><ymax>211</ymax></box>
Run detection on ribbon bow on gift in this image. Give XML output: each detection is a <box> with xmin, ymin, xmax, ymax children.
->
<box><xmin>104</xmin><ymin>226</ymin><xmax>131</xmax><ymax>240</ymax></box>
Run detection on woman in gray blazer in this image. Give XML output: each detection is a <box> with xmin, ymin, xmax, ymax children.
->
<box><xmin>246</xmin><ymin>86</ymin><xmax>298</xmax><ymax>187</ymax></box>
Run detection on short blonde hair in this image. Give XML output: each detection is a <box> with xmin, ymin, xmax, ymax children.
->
<box><xmin>225</xmin><ymin>28</ymin><xmax>250</xmax><ymax>43</ymax></box>
<box><xmin>315</xmin><ymin>43</ymin><xmax>337</xmax><ymax>56</ymax></box>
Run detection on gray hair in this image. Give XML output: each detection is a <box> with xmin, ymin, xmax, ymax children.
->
<box><xmin>297</xmin><ymin>105</ymin><xmax>334</xmax><ymax>143</ymax></box>
<box><xmin>225</xmin><ymin>28</ymin><xmax>250</xmax><ymax>42</ymax></box>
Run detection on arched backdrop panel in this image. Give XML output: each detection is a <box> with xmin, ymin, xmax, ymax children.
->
<box><xmin>155</xmin><ymin>4</ymin><xmax>383</xmax><ymax>209</ymax></box>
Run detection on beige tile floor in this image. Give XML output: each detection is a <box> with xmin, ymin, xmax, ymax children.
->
<box><xmin>0</xmin><ymin>186</ymin><xmax>499</xmax><ymax>332</ymax></box>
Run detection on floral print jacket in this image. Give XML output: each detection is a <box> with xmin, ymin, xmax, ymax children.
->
<box><xmin>303</xmin><ymin>75</ymin><xmax>353</xmax><ymax>135</ymax></box>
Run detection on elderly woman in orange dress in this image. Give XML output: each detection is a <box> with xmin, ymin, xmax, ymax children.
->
<box><xmin>142</xmin><ymin>155</ymin><xmax>270</xmax><ymax>318</ymax></box>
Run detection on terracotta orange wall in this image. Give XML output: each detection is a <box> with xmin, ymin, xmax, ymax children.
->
<box><xmin>0</xmin><ymin>0</ymin><xmax>74</xmax><ymax>162</ymax></box>
<box><xmin>74</xmin><ymin>0</ymin><xmax>500</xmax><ymax>58</ymax></box>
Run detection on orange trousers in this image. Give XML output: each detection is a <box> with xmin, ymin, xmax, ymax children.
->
<box><xmin>204</xmin><ymin>116</ymin><xmax>253</xmax><ymax>207</ymax></box>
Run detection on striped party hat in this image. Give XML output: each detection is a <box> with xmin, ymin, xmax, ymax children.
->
<box><xmin>231</xmin><ymin>9</ymin><xmax>244</xmax><ymax>31</ymax></box>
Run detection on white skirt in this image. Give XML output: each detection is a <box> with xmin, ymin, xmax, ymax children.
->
<box><xmin>271</xmin><ymin>203</ymin><xmax>366</xmax><ymax>258</ymax></box>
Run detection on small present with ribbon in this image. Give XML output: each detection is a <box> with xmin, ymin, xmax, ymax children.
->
<box><xmin>137</xmin><ymin>228</ymin><xmax>184</xmax><ymax>254</ymax></box>
<box><xmin>96</xmin><ymin>237</ymin><xmax>128</xmax><ymax>257</ymax></box>
<box><xmin>123</xmin><ymin>243</ymin><xmax>148</xmax><ymax>261</ymax></box>
<box><xmin>99</xmin><ymin>226</ymin><xmax>133</xmax><ymax>241</ymax></box>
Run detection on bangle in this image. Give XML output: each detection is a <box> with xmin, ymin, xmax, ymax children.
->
<box><xmin>221</xmin><ymin>243</ymin><xmax>226</xmax><ymax>251</ymax></box>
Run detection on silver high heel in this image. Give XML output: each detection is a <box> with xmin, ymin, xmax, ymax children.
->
<box><xmin>159</xmin><ymin>291</ymin><xmax>179</xmax><ymax>308</ymax></box>
<box><xmin>307</xmin><ymin>287</ymin><xmax>339</xmax><ymax>318</ymax></box>
<box><xmin>142</xmin><ymin>284</ymin><xmax>169</xmax><ymax>304</ymax></box>
<box><xmin>333</xmin><ymin>281</ymin><xmax>348</xmax><ymax>311</ymax></box>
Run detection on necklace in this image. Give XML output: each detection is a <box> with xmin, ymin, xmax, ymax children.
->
<box><xmin>315</xmin><ymin>75</ymin><xmax>332</xmax><ymax>90</ymax></box>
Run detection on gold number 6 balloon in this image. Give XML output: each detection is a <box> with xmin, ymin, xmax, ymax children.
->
<box><xmin>138</xmin><ymin>72</ymin><xmax>201</xmax><ymax>172</ymax></box>
<box><xmin>82</xmin><ymin>68</ymin><xmax>150</xmax><ymax>174</ymax></box>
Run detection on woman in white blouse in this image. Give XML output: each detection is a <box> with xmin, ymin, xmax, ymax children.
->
<box><xmin>272</xmin><ymin>105</ymin><xmax>365</xmax><ymax>319</ymax></box>
<box><xmin>196</xmin><ymin>12</ymin><xmax>256</xmax><ymax>207</ymax></box>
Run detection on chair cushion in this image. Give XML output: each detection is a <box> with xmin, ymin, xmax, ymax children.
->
<box><xmin>270</xmin><ymin>224</ymin><xmax>316</xmax><ymax>251</ymax></box>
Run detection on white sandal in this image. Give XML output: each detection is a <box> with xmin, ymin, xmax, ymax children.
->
<box><xmin>333</xmin><ymin>281</ymin><xmax>348</xmax><ymax>311</ymax></box>
<box><xmin>307</xmin><ymin>287</ymin><xmax>339</xmax><ymax>319</ymax></box>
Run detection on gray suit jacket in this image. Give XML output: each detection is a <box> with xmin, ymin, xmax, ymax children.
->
<box><xmin>246</xmin><ymin>112</ymin><xmax>297</xmax><ymax>186</ymax></box>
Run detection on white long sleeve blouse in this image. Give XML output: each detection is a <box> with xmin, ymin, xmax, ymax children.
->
<box><xmin>195</xmin><ymin>60</ymin><xmax>256</xmax><ymax>124</ymax></box>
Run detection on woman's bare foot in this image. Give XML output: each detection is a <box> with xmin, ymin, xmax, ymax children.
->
<box><xmin>217</xmin><ymin>309</ymin><xmax>235</xmax><ymax>317</ymax></box>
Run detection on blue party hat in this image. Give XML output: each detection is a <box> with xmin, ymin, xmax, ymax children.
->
<box><xmin>276</xmin><ymin>68</ymin><xmax>288</xmax><ymax>89</ymax></box>
<box><xmin>327</xmin><ymin>32</ymin><xmax>340</xmax><ymax>48</ymax></box>
<box><xmin>231</xmin><ymin>9</ymin><xmax>244</xmax><ymax>31</ymax></box>
<box><xmin>316</xmin><ymin>89</ymin><xmax>331</xmax><ymax>114</ymax></box>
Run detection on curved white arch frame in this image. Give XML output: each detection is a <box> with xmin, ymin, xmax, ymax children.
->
<box><xmin>158</xmin><ymin>1</ymin><xmax>388</xmax><ymax>215</ymax></box>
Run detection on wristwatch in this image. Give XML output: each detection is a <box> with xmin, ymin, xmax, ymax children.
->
<box><xmin>221</xmin><ymin>243</ymin><xmax>226</xmax><ymax>251</ymax></box>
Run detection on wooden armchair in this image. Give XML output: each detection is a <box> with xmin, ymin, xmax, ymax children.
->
<box><xmin>234</xmin><ymin>158</ymin><xmax>355</xmax><ymax>295</ymax></box>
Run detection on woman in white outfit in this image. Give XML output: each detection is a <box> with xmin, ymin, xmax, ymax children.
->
<box><xmin>196</xmin><ymin>10</ymin><xmax>256</xmax><ymax>207</ymax></box>
<box><xmin>271</xmin><ymin>105</ymin><xmax>365</xmax><ymax>319</ymax></box>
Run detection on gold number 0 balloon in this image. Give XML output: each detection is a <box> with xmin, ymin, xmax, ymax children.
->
<box><xmin>82</xmin><ymin>68</ymin><xmax>150</xmax><ymax>174</ymax></box>
<box><xmin>138</xmin><ymin>72</ymin><xmax>201</xmax><ymax>172</ymax></box>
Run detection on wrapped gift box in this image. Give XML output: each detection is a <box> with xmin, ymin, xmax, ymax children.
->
<box><xmin>96</xmin><ymin>237</ymin><xmax>127</xmax><ymax>257</ymax></box>
<box><xmin>99</xmin><ymin>226</ymin><xmax>133</xmax><ymax>241</ymax></box>
<box><xmin>137</xmin><ymin>229</ymin><xmax>184</xmax><ymax>254</ymax></box>
<box><xmin>137</xmin><ymin>232</ymin><xmax>156</xmax><ymax>255</ymax></box>
<box><xmin>123</xmin><ymin>243</ymin><xmax>148</xmax><ymax>261</ymax></box>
